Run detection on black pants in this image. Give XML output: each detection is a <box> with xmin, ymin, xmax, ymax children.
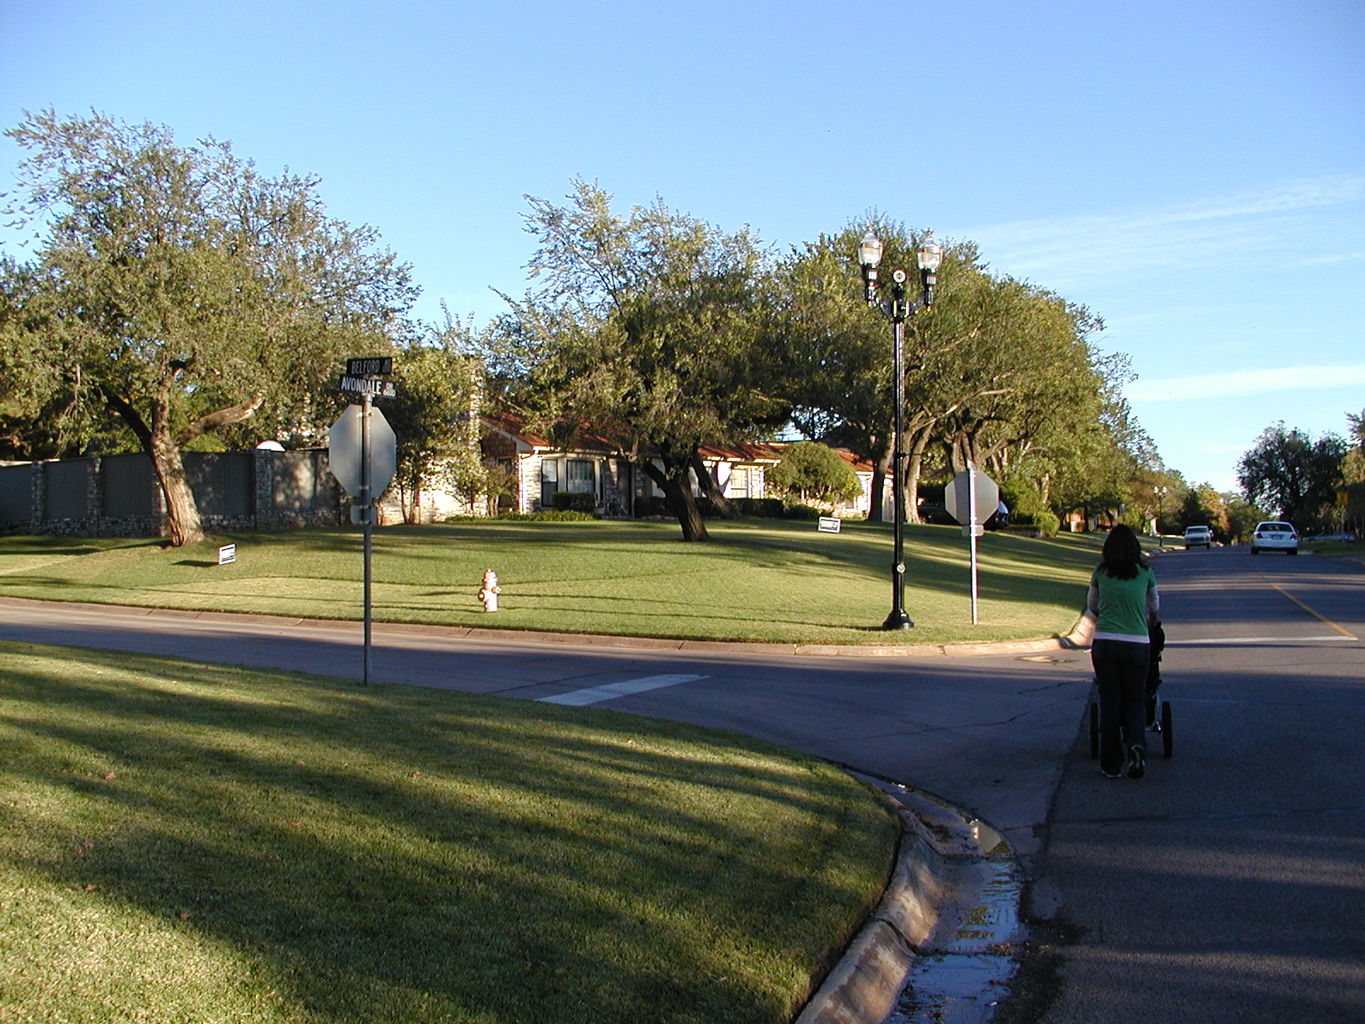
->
<box><xmin>1092</xmin><ymin>638</ymin><xmax>1150</xmax><ymax>774</ymax></box>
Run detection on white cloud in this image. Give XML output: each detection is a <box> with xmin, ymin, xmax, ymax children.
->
<box><xmin>963</xmin><ymin>176</ymin><xmax>1365</xmax><ymax>284</ymax></box>
<box><xmin>1128</xmin><ymin>364</ymin><xmax>1365</xmax><ymax>402</ymax></box>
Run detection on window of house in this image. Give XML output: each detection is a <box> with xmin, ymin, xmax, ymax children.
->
<box><xmin>565</xmin><ymin>459</ymin><xmax>595</xmax><ymax>494</ymax></box>
<box><xmin>728</xmin><ymin>466</ymin><xmax>752</xmax><ymax>498</ymax></box>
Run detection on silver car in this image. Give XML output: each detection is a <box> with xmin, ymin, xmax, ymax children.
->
<box><xmin>1251</xmin><ymin>521</ymin><xmax>1298</xmax><ymax>555</ymax></box>
<box><xmin>1183</xmin><ymin>526</ymin><xmax>1213</xmax><ymax>549</ymax></box>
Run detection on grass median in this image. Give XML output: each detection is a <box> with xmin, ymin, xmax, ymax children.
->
<box><xmin>0</xmin><ymin>519</ymin><xmax>1103</xmax><ymax>646</ymax></box>
<box><xmin>0</xmin><ymin>641</ymin><xmax>898</xmax><ymax>1024</ymax></box>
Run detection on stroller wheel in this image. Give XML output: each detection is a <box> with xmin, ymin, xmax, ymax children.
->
<box><xmin>1161</xmin><ymin>701</ymin><xmax>1174</xmax><ymax>758</ymax></box>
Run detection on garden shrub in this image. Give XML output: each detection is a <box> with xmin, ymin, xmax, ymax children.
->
<box><xmin>732</xmin><ymin>497</ymin><xmax>785</xmax><ymax>518</ymax></box>
<box><xmin>499</xmin><ymin>509</ymin><xmax>597</xmax><ymax>522</ymax></box>
<box><xmin>633</xmin><ymin>496</ymin><xmax>669</xmax><ymax>518</ymax></box>
<box><xmin>550</xmin><ymin>491</ymin><xmax>597</xmax><ymax>513</ymax></box>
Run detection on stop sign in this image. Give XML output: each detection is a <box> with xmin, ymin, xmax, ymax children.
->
<box><xmin>328</xmin><ymin>404</ymin><xmax>397</xmax><ymax>501</ymax></box>
<box><xmin>944</xmin><ymin>468</ymin><xmax>999</xmax><ymax>528</ymax></box>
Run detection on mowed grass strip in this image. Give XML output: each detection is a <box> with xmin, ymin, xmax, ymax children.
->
<box><xmin>0</xmin><ymin>642</ymin><xmax>898</xmax><ymax>1024</ymax></box>
<box><xmin>0</xmin><ymin>519</ymin><xmax>1104</xmax><ymax>645</ymax></box>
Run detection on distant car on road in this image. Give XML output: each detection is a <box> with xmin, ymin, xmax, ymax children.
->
<box><xmin>1251</xmin><ymin>521</ymin><xmax>1298</xmax><ymax>555</ymax></box>
<box><xmin>1183</xmin><ymin>526</ymin><xmax>1213</xmax><ymax>549</ymax></box>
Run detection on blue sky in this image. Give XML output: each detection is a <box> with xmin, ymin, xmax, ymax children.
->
<box><xmin>3</xmin><ymin>0</ymin><xmax>1362</xmax><ymax>492</ymax></box>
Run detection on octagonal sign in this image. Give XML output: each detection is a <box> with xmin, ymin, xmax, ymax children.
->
<box><xmin>328</xmin><ymin>404</ymin><xmax>397</xmax><ymax>501</ymax></box>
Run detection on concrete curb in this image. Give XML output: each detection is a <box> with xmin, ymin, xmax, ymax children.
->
<box><xmin>795</xmin><ymin>783</ymin><xmax>1019</xmax><ymax>1024</ymax></box>
<box><xmin>0</xmin><ymin>595</ymin><xmax>1081</xmax><ymax>660</ymax></box>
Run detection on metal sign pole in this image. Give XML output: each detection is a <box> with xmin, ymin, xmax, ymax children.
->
<box><xmin>968</xmin><ymin>464</ymin><xmax>979</xmax><ymax>625</ymax></box>
<box><xmin>361</xmin><ymin>392</ymin><xmax>372</xmax><ymax>686</ymax></box>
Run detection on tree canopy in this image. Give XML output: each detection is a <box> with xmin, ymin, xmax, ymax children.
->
<box><xmin>780</xmin><ymin>218</ymin><xmax>1117</xmax><ymax>524</ymax></box>
<box><xmin>488</xmin><ymin>181</ymin><xmax>792</xmax><ymax>540</ymax></box>
<box><xmin>2</xmin><ymin>109</ymin><xmax>416</xmax><ymax>544</ymax></box>
<box><xmin>1237</xmin><ymin>422</ymin><xmax>1346</xmax><ymax>525</ymax></box>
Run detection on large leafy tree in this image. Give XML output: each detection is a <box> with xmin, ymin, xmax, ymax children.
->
<box><xmin>1238</xmin><ymin>423</ymin><xmax>1346</xmax><ymax>525</ymax></box>
<box><xmin>782</xmin><ymin>219</ymin><xmax>1114</xmax><ymax>524</ymax></box>
<box><xmin>385</xmin><ymin>315</ymin><xmax>487</xmax><ymax>523</ymax></box>
<box><xmin>494</xmin><ymin>181</ymin><xmax>790</xmax><ymax>541</ymax></box>
<box><xmin>2</xmin><ymin>110</ymin><xmax>416</xmax><ymax>544</ymax></box>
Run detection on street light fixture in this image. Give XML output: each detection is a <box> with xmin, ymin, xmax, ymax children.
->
<box><xmin>858</xmin><ymin>231</ymin><xmax>943</xmax><ymax>630</ymax></box>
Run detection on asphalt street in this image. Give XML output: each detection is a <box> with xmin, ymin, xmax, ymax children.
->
<box><xmin>1</xmin><ymin>545</ymin><xmax>1362</xmax><ymax>1022</ymax></box>
<box><xmin>1027</xmin><ymin>548</ymin><xmax>1365</xmax><ymax>1024</ymax></box>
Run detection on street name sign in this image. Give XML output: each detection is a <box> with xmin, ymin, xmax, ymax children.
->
<box><xmin>338</xmin><ymin>374</ymin><xmax>397</xmax><ymax>399</ymax></box>
<box><xmin>347</xmin><ymin>356</ymin><xmax>393</xmax><ymax>377</ymax></box>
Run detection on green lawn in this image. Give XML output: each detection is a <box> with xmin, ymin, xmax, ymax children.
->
<box><xmin>1302</xmin><ymin>536</ymin><xmax>1365</xmax><ymax>557</ymax></box>
<box><xmin>0</xmin><ymin>642</ymin><xmax>897</xmax><ymax>1024</ymax></box>
<box><xmin>0</xmin><ymin>519</ymin><xmax>1104</xmax><ymax>646</ymax></box>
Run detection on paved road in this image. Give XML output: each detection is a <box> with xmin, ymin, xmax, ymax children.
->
<box><xmin>2</xmin><ymin>546</ymin><xmax>1363</xmax><ymax>1022</ymax></box>
<box><xmin>1025</xmin><ymin>548</ymin><xmax>1365</xmax><ymax>1024</ymax></box>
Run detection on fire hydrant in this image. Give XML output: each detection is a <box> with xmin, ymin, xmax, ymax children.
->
<box><xmin>478</xmin><ymin>569</ymin><xmax>500</xmax><ymax>612</ymax></box>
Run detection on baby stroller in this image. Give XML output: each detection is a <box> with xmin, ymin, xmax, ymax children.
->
<box><xmin>1089</xmin><ymin>619</ymin><xmax>1174</xmax><ymax>760</ymax></box>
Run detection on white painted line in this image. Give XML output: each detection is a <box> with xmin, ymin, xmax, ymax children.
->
<box><xmin>1166</xmin><ymin>636</ymin><xmax>1357</xmax><ymax>645</ymax></box>
<box><xmin>538</xmin><ymin>674</ymin><xmax>706</xmax><ymax>707</ymax></box>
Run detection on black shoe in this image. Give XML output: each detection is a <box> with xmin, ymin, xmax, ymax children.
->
<box><xmin>1101</xmin><ymin>767</ymin><xmax>1122</xmax><ymax>779</ymax></box>
<box><xmin>1127</xmin><ymin>745</ymin><xmax>1146</xmax><ymax>779</ymax></box>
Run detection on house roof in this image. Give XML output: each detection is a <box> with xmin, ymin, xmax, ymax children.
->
<box><xmin>762</xmin><ymin>440</ymin><xmax>879</xmax><ymax>475</ymax></box>
<box><xmin>481</xmin><ymin>413</ymin><xmax>619</xmax><ymax>455</ymax></box>
<box><xmin>482</xmin><ymin>413</ymin><xmax>784</xmax><ymax>466</ymax></box>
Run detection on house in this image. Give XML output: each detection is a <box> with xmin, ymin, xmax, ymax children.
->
<box><xmin>480</xmin><ymin>414</ymin><xmax>784</xmax><ymax>515</ymax></box>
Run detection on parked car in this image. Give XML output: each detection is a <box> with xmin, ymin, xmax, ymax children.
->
<box><xmin>1183</xmin><ymin>525</ymin><xmax>1213</xmax><ymax>549</ymax></box>
<box><xmin>1251</xmin><ymin>521</ymin><xmax>1298</xmax><ymax>555</ymax></box>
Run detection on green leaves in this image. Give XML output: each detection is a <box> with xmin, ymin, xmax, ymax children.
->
<box><xmin>3</xmin><ymin>110</ymin><xmax>418</xmax><ymax>541</ymax></box>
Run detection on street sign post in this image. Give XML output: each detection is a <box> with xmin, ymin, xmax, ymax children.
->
<box><xmin>328</xmin><ymin>396</ymin><xmax>397</xmax><ymax>686</ymax></box>
<box><xmin>945</xmin><ymin>466</ymin><xmax>999</xmax><ymax>625</ymax></box>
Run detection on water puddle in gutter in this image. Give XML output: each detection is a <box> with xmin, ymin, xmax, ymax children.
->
<box><xmin>881</xmin><ymin>796</ymin><xmax>1024</xmax><ymax>1024</ymax></box>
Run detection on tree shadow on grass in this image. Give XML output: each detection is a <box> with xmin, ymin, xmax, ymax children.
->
<box><xmin>1</xmin><ymin>646</ymin><xmax>895</xmax><ymax>1024</ymax></box>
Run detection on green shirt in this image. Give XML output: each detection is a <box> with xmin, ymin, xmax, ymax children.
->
<box><xmin>1088</xmin><ymin>564</ymin><xmax>1159</xmax><ymax>642</ymax></box>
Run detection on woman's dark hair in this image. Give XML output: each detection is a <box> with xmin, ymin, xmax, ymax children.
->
<box><xmin>1099</xmin><ymin>524</ymin><xmax>1146</xmax><ymax>580</ymax></box>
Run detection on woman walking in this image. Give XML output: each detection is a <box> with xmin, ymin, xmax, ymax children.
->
<box><xmin>1087</xmin><ymin>524</ymin><xmax>1160</xmax><ymax>779</ymax></box>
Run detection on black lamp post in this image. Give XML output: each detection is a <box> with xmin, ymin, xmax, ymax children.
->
<box><xmin>858</xmin><ymin>231</ymin><xmax>943</xmax><ymax>630</ymax></box>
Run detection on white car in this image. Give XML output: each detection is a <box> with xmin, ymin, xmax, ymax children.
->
<box><xmin>1183</xmin><ymin>526</ymin><xmax>1213</xmax><ymax>549</ymax></box>
<box><xmin>1251</xmin><ymin>521</ymin><xmax>1298</xmax><ymax>555</ymax></box>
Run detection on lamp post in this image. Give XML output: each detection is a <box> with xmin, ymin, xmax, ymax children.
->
<box><xmin>858</xmin><ymin>231</ymin><xmax>943</xmax><ymax>630</ymax></box>
<box><xmin>1152</xmin><ymin>485</ymin><xmax>1168</xmax><ymax>540</ymax></box>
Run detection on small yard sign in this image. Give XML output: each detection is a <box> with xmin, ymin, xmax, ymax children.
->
<box><xmin>817</xmin><ymin>517</ymin><xmax>842</xmax><ymax>534</ymax></box>
<box><xmin>217</xmin><ymin>543</ymin><xmax>236</xmax><ymax>566</ymax></box>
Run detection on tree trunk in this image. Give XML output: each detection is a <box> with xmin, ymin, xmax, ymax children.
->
<box><xmin>106</xmin><ymin>385</ymin><xmax>206</xmax><ymax>547</ymax></box>
<box><xmin>689</xmin><ymin>451</ymin><xmax>739</xmax><ymax>519</ymax></box>
<box><xmin>867</xmin><ymin>436</ymin><xmax>890</xmax><ymax>523</ymax></box>
<box><xmin>149</xmin><ymin>420</ymin><xmax>205</xmax><ymax>547</ymax></box>
<box><xmin>640</xmin><ymin>455</ymin><xmax>710</xmax><ymax>541</ymax></box>
<box><xmin>904</xmin><ymin>427</ymin><xmax>932</xmax><ymax>525</ymax></box>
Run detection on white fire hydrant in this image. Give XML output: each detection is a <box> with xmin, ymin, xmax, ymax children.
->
<box><xmin>478</xmin><ymin>569</ymin><xmax>500</xmax><ymax>612</ymax></box>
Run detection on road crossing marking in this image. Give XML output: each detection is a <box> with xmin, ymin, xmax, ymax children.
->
<box><xmin>537</xmin><ymin>674</ymin><xmax>706</xmax><ymax>707</ymax></box>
